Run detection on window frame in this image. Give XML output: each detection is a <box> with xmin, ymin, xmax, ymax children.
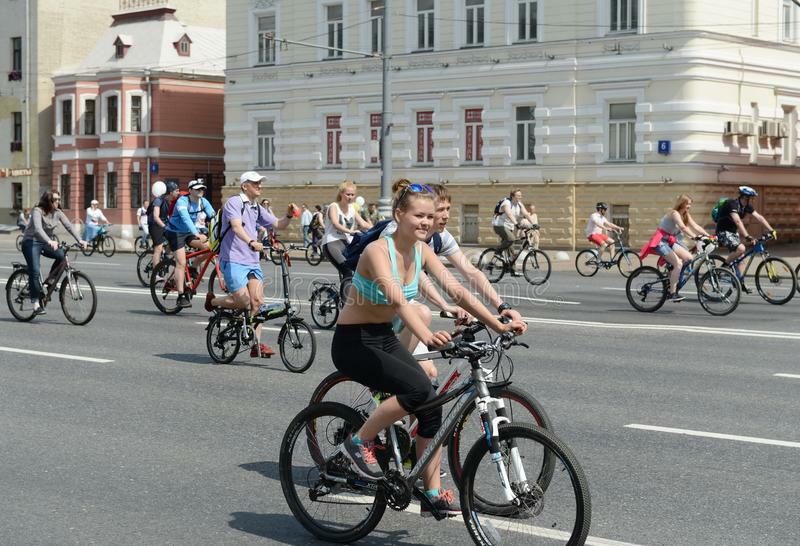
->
<box><xmin>783</xmin><ymin>0</ymin><xmax>796</xmax><ymax>42</ymax></box>
<box><xmin>60</xmin><ymin>173</ymin><xmax>71</xmax><ymax>211</ymax></box>
<box><xmin>464</xmin><ymin>108</ymin><xmax>484</xmax><ymax>163</ymax></box>
<box><xmin>56</xmin><ymin>95</ymin><xmax>76</xmax><ymax>137</ymax></box>
<box><xmin>463</xmin><ymin>0</ymin><xmax>486</xmax><ymax>47</ymax></box>
<box><xmin>370</xmin><ymin>0</ymin><xmax>385</xmax><ymax>54</ymax></box>
<box><xmin>256</xmin><ymin>13</ymin><xmax>277</xmax><ymax>65</ymax></box>
<box><xmin>326</xmin><ymin>3</ymin><xmax>344</xmax><ymax>59</ymax></box>
<box><xmin>130</xmin><ymin>95</ymin><xmax>142</xmax><ymax>133</ymax></box>
<box><xmin>83</xmin><ymin>97</ymin><xmax>97</xmax><ymax>136</ymax></box>
<box><xmin>515</xmin><ymin>105</ymin><xmax>536</xmax><ymax>163</ymax></box>
<box><xmin>516</xmin><ymin>0</ymin><xmax>538</xmax><ymax>42</ymax></box>
<box><xmin>256</xmin><ymin>120</ymin><xmax>276</xmax><ymax>169</ymax></box>
<box><xmin>415</xmin><ymin>110</ymin><xmax>435</xmax><ymax>165</ymax></box>
<box><xmin>13</xmin><ymin>111</ymin><xmax>23</xmax><ymax>143</ymax></box>
<box><xmin>609</xmin><ymin>0</ymin><xmax>639</xmax><ymax>34</ymax></box>
<box><xmin>12</xmin><ymin>37</ymin><xmax>22</xmax><ymax>72</ymax></box>
<box><xmin>325</xmin><ymin>115</ymin><xmax>343</xmax><ymax>167</ymax></box>
<box><xmin>416</xmin><ymin>0</ymin><xmax>436</xmax><ymax>51</ymax></box>
<box><xmin>606</xmin><ymin>102</ymin><xmax>637</xmax><ymax>162</ymax></box>
<box><xmin>102</xmin><ymin>91</ymin><xmax>121</xmax><ymax>134</ymax></box>
<box><xmin>369</xmin><ymin>112</ymin><xmax>382</xmax><ymax>165</ymax></box>
<box><xmin>130</xmin><ymin>171</ymin><xmax>142</xmax><ymax>209</ymax></box>
<box><xmin>105</xmin><ymin>171</ymin><xmax>118</xmax><ymax>209</ymax></box>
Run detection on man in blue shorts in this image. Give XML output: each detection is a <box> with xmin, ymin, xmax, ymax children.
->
<box><xmin>207</xmin><ymin>171</ymin><xmax>298</xmax><ymax>358</ymax></box>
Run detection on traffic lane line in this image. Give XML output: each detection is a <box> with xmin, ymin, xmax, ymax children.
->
<box><xmin>194</xmin><ymin>322</ymin><xmax>330</xmax><ymax>334</ymax></box>
<box><xmin>774</xmin><ymin>373</ymin><xmax>800</xmax><ymax>379</ymax></box>
<box><xmin>625</xmin><ymin>424</ymin><xmax>800</xmax><ymax>449</ymax></box>
<box><xmin>0</xmin><ymin>346</ymin><xmax>113</xmax><ymax>364</ymax></box>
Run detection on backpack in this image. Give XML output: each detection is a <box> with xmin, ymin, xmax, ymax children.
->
<box><xmin>710</xmin><ymin>197</ymin><xmax>729</xmax><ymax>223</ymax></box>
<box><xmin>342</xmin><ymin>220</ymin><xmax>443</xmax><ymax>271</ymax></box>
<box><xmin>208</xmin><ymin>196</ymin><xmax>247</xmax><ymax>253</ymax></box>
<box><xmin>167</xmin><ymin>190</ymin><xmax>191</xmax><ymax>218</ymax></box>
<box><xmin>309</xmin><ymin>212</ymin><xmax>322</xmax><ymax>231</ymax></box>
<box><xmin>493</xmin><ymin>198</ymin><xmax>508</xmax><ymax>216</ymax></box>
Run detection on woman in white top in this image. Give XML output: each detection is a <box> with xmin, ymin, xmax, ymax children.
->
<box><xmin>491</xmin><ymin>189</ymin><xmax>535</xmax><ymax>253</ymax></box>
<box><xmin>321</xmin><ymin>180</ymin><xmax>373</xmax><ymax>295</ymax></box>
<box><xmin>84</xmin><ymin>199</ymin><xmax>109</xmax><ymax>241</ymax></box>
<box><xmin>137</xmin><ymin>200</ymin><xmax>150</xmax><ymax>241</ymax></box>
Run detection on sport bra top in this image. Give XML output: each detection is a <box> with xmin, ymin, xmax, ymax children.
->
<box><xmin>351</xmin><ymin>235</ymin><xmax>421</xmax><ymax>305</ymax></box>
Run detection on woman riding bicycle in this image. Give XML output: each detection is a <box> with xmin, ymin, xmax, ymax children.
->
<box><xmin>84</xmin><ymin>199</ymin><xmax>109</xmax><ymax>242</ymax></box>
<box><xmin>641</xmin><ymin>194</ymin><xmax>710</xmax><ymax>303</ymax></box>
<box><xmin>20</xmin><ymin>191</ymin><xmax>86</xmax><ymax>315</ymax></box>
<box><xmin>333</xmin><ymin>181</ymin><xmax>524</xmax><ymax>517</ymax></box>
<box><xmin>321</xmin><ymin>180</ymin><xmax>373</xmax><ymax>298</ymax></box>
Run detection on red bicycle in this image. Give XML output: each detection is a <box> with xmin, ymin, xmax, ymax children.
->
<box><xmin>150</xmin><ymin>246</ymin><xmax>226</xmax><ymax>314</ymax></box>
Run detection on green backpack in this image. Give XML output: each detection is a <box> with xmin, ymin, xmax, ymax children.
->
<box><xmin>710</xmin><ymin>197</ymin><xmax>729</xmax><ymax>223</ymax></box>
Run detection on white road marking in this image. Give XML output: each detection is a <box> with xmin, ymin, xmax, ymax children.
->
<box><xmin>774</xmin><ymin>373</ymin><xmax>800</xmax><ymax>379</ymax></box>
<box><xmin>506</xmin><ymin>294</ymin><xmax>581</xmax><ymax>305</ymax></box>
<box><xmin>194</xmin><ymin>321</ymin><xmax>329</xmax><ymax>334</ymax></box>
<box><xmin>0</xmin><ymin>346</ymin><xmax>114</xmax><ymax>363</ymax></box>
<box><xmin>602</xmin><ymin>286</ymin><xmax>698</xmax><ymax>296</ymax></box>
<box><xmin>625</xmin><ymin>424</ymin><xmax>800</xmax><ymax>449</ymax></box>
<box><xmin>520</xmin><ymin>316</ymin><xmax>800</xmax><ymax>341</ymax></box>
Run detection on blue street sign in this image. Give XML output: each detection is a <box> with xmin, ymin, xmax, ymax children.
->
<box><xmin>150</xmin><ymin>162</ymin><xmax>159</xmax><ymax>173</ymax></box>
<box><xmin>657</xmin><ymin>140</ymin><xmax>671</xmax><ymax>155</ymax></box>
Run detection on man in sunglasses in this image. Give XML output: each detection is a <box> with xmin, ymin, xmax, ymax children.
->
<box><xmin>207</xmin><ymin>171</ymin><xmax>298</xmax><ymax>358</ymax></box>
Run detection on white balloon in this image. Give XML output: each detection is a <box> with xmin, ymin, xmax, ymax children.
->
<box><xmin>355</xmin><ymin>196</ymin><xmax>365</xmax><ymax>207</ymax></box>
<box><xmin>151</xmin><ymin>180</ymin><xmax>166</xmax><ymax>197</ymax></box>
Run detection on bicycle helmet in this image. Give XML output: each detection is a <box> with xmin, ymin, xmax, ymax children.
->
<box><xmin>596</xmin><ymin>202</ymin><xmax>608</xmax><ymax>210</ymax></box>
<box><xmin>151</xmin><ymin>180</ymin><xmax>166</xmax><ymax>198</ymax></box>
<box><xmin>165</xmin><ymin>181</ymin><xmax>179</xmax><ymax>193</ymax></box>
<box><xmin>738</xmin><ymin>186</ymin><xmax>758</xmax><ymax>197</ymax></box>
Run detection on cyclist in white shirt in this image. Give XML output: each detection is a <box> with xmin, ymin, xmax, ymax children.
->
<box><xmin>585</xmin><ymin>202</ymin><xmax>624</xmax><ymax>260</ymax></box>
<box><xmin>84</xmin><ymin>200</ymin><xmax>109</xmax><ymax>242</ymax></box>
<box><xmin>491</xmin><ymin>189</ymin><xmax>536</xmax><ymax>255</ymax></box>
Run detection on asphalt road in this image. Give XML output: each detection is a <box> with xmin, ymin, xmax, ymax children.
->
<box><xmin>1</xmin><ymin>242</ymin><xmax>798</xmax><ymax>546</ymax></box>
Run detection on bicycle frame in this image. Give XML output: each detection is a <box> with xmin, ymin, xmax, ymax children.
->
<box><xmin>724</xmin><ymin>239</ymin><xmax>769</xmax><ymax>280</ymax></box>
<box><xmin>183</xmin><ymin>247</ymin><xmax>224</xmax><ymax>293</ymax></box>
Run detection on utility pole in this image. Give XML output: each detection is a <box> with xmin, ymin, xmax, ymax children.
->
<box><xmin>378</xmin><ymin>1</ymin><xmax>393</xmax><ymax>219</ymax></box>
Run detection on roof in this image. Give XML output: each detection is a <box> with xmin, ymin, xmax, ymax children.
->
<box><xmin>57</xmin><ymin>16</ymin><xmax>225</xmax><ymax>77</ymax></box>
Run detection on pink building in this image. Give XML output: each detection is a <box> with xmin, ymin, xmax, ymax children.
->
<box><xmin>50</xmin><ymin>5</ymin><xmax>225</xmax><ymax>238</ymax></box>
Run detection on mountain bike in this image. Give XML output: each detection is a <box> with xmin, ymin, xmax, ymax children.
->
<box><xmin>477</xmin><ymin>227</ymin><xmax>552</xmax><ymax>285</ymax></box>
<box><xmin>150</xmin><ymin>245</ymin><xmax>225</xmax><ymax>314</ymax></box>
<box><xmin>705</xmin><ymin>233</ymin><xmax>795</xmax><ymax>305</ymax></box>
<box><xmin>135</xmin><ymin>248</ymin><xmax>172</xmax><ymax>287</ymax></box>
<box><xmin>308</xmin><ymin>318</ymin><xmax>555</xmax><ymax>489</ymax></box>
<box><xmin>284</xmin><ymin>241</ymin><xmax>324</xmax><ymax>266</ymax></box>
<box><xmin>134</xmin><ymin>228</ymin><xmax>152</xmax><ymax>257</ymax></box>
<box><xmin>82</xmin><ymin>224</ymin><xmax>116</xmax><ymax>257</ymax></box>
<box><xmin>279</xmin><ymin>328</ymin><xmax>590</xmax><ymax>545</ymax></box>
<box><xmin>206</xmin><ymin>246</ymin><xmax>316</xmax><ymax>371</ymax></box>
<box><xmin>309</xmin><ymin>279</ymin><xmax>342</xmax><ymax>329</ymax></box>
<box><xmin>626</xmin><ymin>236</ymin><xmax>741</xmax><ymax>315</ymax></box>
<box><xmin>575</xmin><ymin>235</ymin><xmax>641</xmax><ymax>278</ymax></box>
<box><xmin>6</xmin><ymin>242</ymin><xmax>97</xmax><ymax>325</ymax></box>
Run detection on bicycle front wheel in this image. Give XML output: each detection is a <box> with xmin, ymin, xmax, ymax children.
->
<box><xmin>796</xmin><ymin>263</ymin><xmax>800</xmax><ymax>294</ymax></box>
<box><xmin>270</xmin><ymin>239</ymin><xmax>286</xmax><ymax>265</ymax></box>
<box><xmin>574</xmin><ymin>250</ymin><xmax>599</xmax><ymax>277</ymax></box>
<box><xmin>136</xmin><ymin>253</ymin><xmax>153</xmax><ymax>287</ymax></box>
<box><xmin>310</xmin><ymin>286</ymin><xmax>339</xmax><ymax>329</ymax></box>
<box><xmin>448</xmin><ymin>385</ymin><xmax>554</xmax><ymax>489</ymax></box>
<box><xmin>755</xmin><ymin>257</ymin><xmax>796</xmax><ymax>305</ymax></box>
<box><xmin>616</xmin><ymin>250</ymin><xmax>641</xmax><ymax>277</ymax></box>
<box><xmin>697</xmin><ymin>267</ymin><xmax>740</xmax><ymax>316</ymax></box>
<box><xmin>134</xmin><ymin>236</ymin><xmax>147</xmax><ymax>257</ymax></box>
<box><xmin>81</xmin><ymin>241</ymin><xmax>95</xmax><ymax>257</ymax></box>
<box><xmin>279</xmin><ymin>318</ymin><xmax>317</xmax><ymax>373</ymax></box>
<box><xmin>306</xmin><ymin>244</ymin><xmax>323</xmax><ymax>266</ymax></box>
<box><xmin>150</xmin><ymin>259</ymin><xmax>182</xmax><ymax>314</ymax></box>
<box><xmin>100</xmin><ymin>236</ymin><xmax>116</xmax><ymax>258</ymax></box>
<box><xmin>693</xmin><ymin>254</ymin><xmax>726</xmax><ymax>288</ymax></box>
<box><xmin>206</xmin><ymin>312</ymin><xmax>242</xmax><ymax>364</ymax></box>
<box><xmin>279</xmin><ymin>402</ymin><xmax>386</xmax><ymax>544</ymax></box>
<box><xmin>6</xmin><ymin>269</ymin><xmax>36</xmax><ymax>322</ymax></box>
<box><xmin>478</xmin><ymin>248</ymin><xmax>506</xmax><ymax>283</ymax></box>
<box><xmin>522</xmin><ymin>249</ymin><xmax>552</xmax><ymax>286</ymax></box>
<box><xmin>461</xmin><ymin>423</ymin><xmax>591</xmax><ymax>546</ymax></box>
<box><xmin>59</xmin><ymin>271</ymin><xmax>97</xmax><ymax>325</ymax></box>
<box><xmin>15</xmin><ymin>234</ymin><xmax>23</xmax><ymax>252</ymax></box>
<box><xmin>625</xmin><ymin>266</ymin><xmax>667</xmax><ymax>312</ymax></box>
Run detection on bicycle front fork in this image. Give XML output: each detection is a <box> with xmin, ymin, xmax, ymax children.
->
<box><xmin>481</xmin><ymin>398</ymin><xmax>528</xmax><ymax>502</ymax></box>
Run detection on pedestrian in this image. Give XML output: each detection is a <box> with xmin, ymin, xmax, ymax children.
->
<box><xmin>366</xmin><ymin>202</ymin><xmax>382</xmax><ymax>224</ymax></box>
<box><xmin>137</xmin><ymin>200</ymin><xmax>150</xmax><ymax>245</ymax></box>
<box><xmin>310</xmin><ymin>204</ymin><xmax>324</xmax><ymax>244</ymax></box>
<box><xmin>16</xmin><ymin>207</ymin><xmax>30</xmax><ymax>231</ymax></box>
<box><xmin>300</xmin><ymin>203</ymin><xmax>313</xmax><ymax>246</ymax></box>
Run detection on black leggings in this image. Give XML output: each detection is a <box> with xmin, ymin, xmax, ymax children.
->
<box><xmin>323</xmin><ymin>239</ymin><xmax>354</xmax><ymax>300</ymax></box>
<box><xmin>331</xmin><ymin>323</ymin><xmax>441</xmax><ymax>438</ymax></box>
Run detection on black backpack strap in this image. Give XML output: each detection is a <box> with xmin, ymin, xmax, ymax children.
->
<box><xmin>219</xmin><ymin>196</ymin><xmax>248</xmax><ymax>244</ymax></box>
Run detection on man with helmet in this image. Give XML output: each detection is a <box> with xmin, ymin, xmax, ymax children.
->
<box><xmin>585</xmin><ymin>202</ymin><xmax>624</xmax><ymax>260</ymax></box>
<box><xmin>715</xmin><ymin>186</ymin><xmax>776</xmax><ymax>293</ymax></box>
<box><xmin>147</xmin><ymin>180</ymin><xmax>173</xmax><ymax>271</ymax></box>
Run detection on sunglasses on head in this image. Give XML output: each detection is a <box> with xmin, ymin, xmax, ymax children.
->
<box><xmin>399</xmin><ymin>183</ymin><xmax>433</xmax><ymax>199</ymax></box>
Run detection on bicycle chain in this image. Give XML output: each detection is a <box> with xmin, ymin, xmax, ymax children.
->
<box><xmin>383</xmin><ymin>469</ymin><xmax>411</xmax><ymax>512</ymax></box>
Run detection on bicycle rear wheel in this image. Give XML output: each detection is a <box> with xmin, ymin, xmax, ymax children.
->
<box><xmin>59</xmin><ymin>271</ymin><xmax>97</xmax><ymax>325</ymax></box>
<box><xmin>134</xmin><ymin>236</ymin><xmax>147</xmax><ymax>257</ymax></box>
<box><xmin>616</xmin><ymin>250</ymin><xmax>641</xmax><ymax>277</ymax></box>
<box><xmin>81</xmin><ymin>241</ymin><xmax>95</xmax><ymax>257</ymax></box>
<box><xmin>574</xmin><ymin>250</ymin><xmax>599</xmax><ymax>277</ymax></box>
<box><xmin>478</xmin><ymin>249</ymin><xmax>506</xmax><ymax>283</ymax></box>
<box><xmin>279</xmin><ymin>402</ymin><xmax>386</xmax><ymax>543</ymax></box>
<box><xmin>5</xmin><ymin>269</ymin><xmax>36</xmax><ymax>322</ymax></box>
<box><xmin>100</xmin><ymin>236</ymin><xmax>116</xmax><ymax>258</ymax></box>
<box><xmin>150</xmin><ymin>259</ymin><xmax>182</xmax><ymax>314</ymax></box>
<box><xmin>279</xmin><ymin>318</ymin><xmax>317</xmax><ymax>373</ymax></box>
<box><xmin>306</xmin><ymin>243</ymin><xmax>323</xmax><ymax>266</ymax></box>
<box><xmin>310</xmin><ymin>286</ymin><xmax>339</xmax><ymax>329</ymax></box>
<box><xmin>755</xmin><ymin>257</ymin><xmax>796</xmax><ymax>305</ymax></box>
<box><xmin>136</xmin><ymin>253</ymin><xmax>153</xmax><ymax>287</ymax></box>
<box><xmin>206</xmin><ymin>312</ymin><xmax>242</xmax><ymax>364</ymax></box>
<box><xmin>625</xmin><ymin>266</ymin><xmax>667</xmax><ymax>312</ymax></box>
<box><xmin>270</xmin><ymin>239</ymin><xmax>286</xmax><ymax>265</ymax></box>
<box><xmin>15</xmin><ymin>234</ymin><xmax>23</xmax><ymax>252</ymax></box>
<box><xmin>522</xmin><ymin>249</ymin><xmax>552</xmax><ymax>286</ymax></box>
<box><xmin>207</xmin><ymin>268</ymin><xmax>226</xmax><ymax>296</ymax></box>
<box><xmin>697</xmin><ymin>267</ymin><xmax>740</xmax><ymax>316</ymax></box>
<box><xmin>461</xmin><ymin>423</ymin><xmax>591</xmax><ymax>546</ymax></box>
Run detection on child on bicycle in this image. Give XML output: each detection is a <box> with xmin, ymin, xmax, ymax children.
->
<box><xmin>585</xmin><ymin>202</ymin><xmax>624</xmax><ymax>260</ymax></box>
<box><xmin>333</xmin><ymin>181</ymin><xmax>524</xmax><ymax>517</ymax></box>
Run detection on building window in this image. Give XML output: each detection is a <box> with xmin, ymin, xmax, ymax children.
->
<box><xmin>370</xmin><ymin>113</ymin><xmax>382</xmax><ymax>164</ymax></box>
<box><xmin>327</xmin><ymin>4</ymin><xmax>343</xmax><ymax>58</ymax></box>
<box><xmin>464</xmin><ymin>108</ymin><xmax>483</xmax><ymax>162</ymax></box>
<box><xmin>84</xmin><ymin>175</ymin><xmax>95</xmax><ymax>208</ymax></box>
<box><xmin>610</xmin><ymin>204</ymin><xmax>629</xmax><ymax>245</ymax></box>
<box><xmin>61</xmin><ymin>100</ymin><xmax>73</xmax><ymax>136</ymax></box>
<box><xmin>465</xmin><ymin>0</ymin><xmax>485</xmax><ymax>46</ymax></box>
<box><xmin>517</xmin><ymin>1</ymin><xmax>537</xmax><ymax>41</ymax></box>
<box><xmin>13</xmin><ymin>111</ymin><xmax>22</xmax><ymax>142</ymax></box>
<box><xmin>417</xmin><ymin>0</ymin><xmax>435</xmax><ymax>50</ymax></box>
<box><xmin>130</xmin><ymin>96</ymin><xmax>142</xmax><ymax>132</ymax></box>
<box><xmin>179</xmin><ymin>39</ymin><xmax>190</xmax><ymax>55</ymax></box>
<box><xmin>416</xmin><ymin>111</ymin><xmax>434</xmax><ymax>164</ymax></box>
<box><xmin>60</xmin><ymin>174</ymin><xmax>71</xmax><ymax>210</ymax></box>
<box><xmin>130</xmin><ymin>172</ymin><xmax>142</xmax><ymax>209</ymax></box>
<box><xmin>106</xmin><ymin>172</ymin><xmax>117</xmax><ymax>209</ymax></box>
<box><xmin>115</xmin><ymin>42</ymin><xmax>125</xmax><ymax>59</ymax></box>
<box><xmin>257</xmin><ymin>121</ymin><xmax>275</xmax><ymax>169</ymax></box>
<box><xmin>84</xmin><ymin>99</ymin><xmax>96</xmax><ymax>135</ymax></box>
<box><xmin>610</xmin><ymin>0</ymin><xmax>638</xmax><ymax>32</ymax></box>
<box><xmin>783</xmin><ymin>0</ymin><xmax>796</xmax><ymax>41</ymax></box>
<box><xmin>516</xmin><ymin>106</ymin><xmax>535</xmax><ymax>162</ymax></box>
<box><xmin>370</xmin><ymin>1</ymin><xmax>384</xmax><ymax>53</ymax></box>
<box><xmin>608</xmin><ymin>103</ymin><xmax>636</xmax><ymax>161</ymax></box>
<box><xmin>12</xmin><ymin>37</ymin><xmax>22</xmax><ymax>72</ymax></box>
<box><xmin>107</xmin><ymin>96</ymin><xmax>118</xmax><ymax>132</ymax></box>
<box><xmin>326</xmin><ymin>115</ymin><xmax>342</xmax><ymax>166</ymax></box>
<box><xmin>461</xmin><ymin>204</ymin><xmax>480</xmax><ymax>244</ymax></box>
<box><xmin>258</xmin><ymin>14</ymin><xmax>276</xmax><ymax>64</ymax></box>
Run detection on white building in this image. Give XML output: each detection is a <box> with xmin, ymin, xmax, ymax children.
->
<box><xmin>224</xmin><ymin>0</ymin><xmax>800</xmax><ymax>247</ymax></box>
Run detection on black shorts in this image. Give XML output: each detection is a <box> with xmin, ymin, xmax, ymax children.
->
<box><xmin>165</xmin><ymin>230</ymin><xmax>198</xmax><ymax>252</ymax></box>
<box><xmin>716</xmin><ymin>231</ymin><xmax>741</xmax><ymax>252</ymax></box>
<box><xmin>149</xmin><ymin>224</ymin><xmax>166</xmax><ymax>246</ymax></box>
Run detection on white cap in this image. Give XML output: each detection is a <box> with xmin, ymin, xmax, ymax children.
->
<box><xmin>188</xmin><ymin>179</ymin><xmax>206</xmax><ymax>190</ymax></box>
<box><xmin>239</xmin><ymin>171</ymin><xmax>267</xmax><ymax>186</ymax></box>
<box><xmin>90</xmin><ymin>199</ymin><xmax>99</xmax><ymax>205</ymax></box>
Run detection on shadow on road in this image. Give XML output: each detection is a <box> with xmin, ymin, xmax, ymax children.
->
<box><xmin>240</xmin><ymin>460</ymin><xmax>280</xmax><ymax>482</ymax></box>
<box><xmin>155</xmin><ymin>352</ymin><xmax>213</xmax><ymax>364</ymax></box>
<box><xmin>228</xmin><ymin>511</ymin><xmax>428</xmax><ymax>545</ymax></box>
<box><xmin>127</xmin><ymin>309</ymin><xmax>168</xmax><ymax>317</ymax></box>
